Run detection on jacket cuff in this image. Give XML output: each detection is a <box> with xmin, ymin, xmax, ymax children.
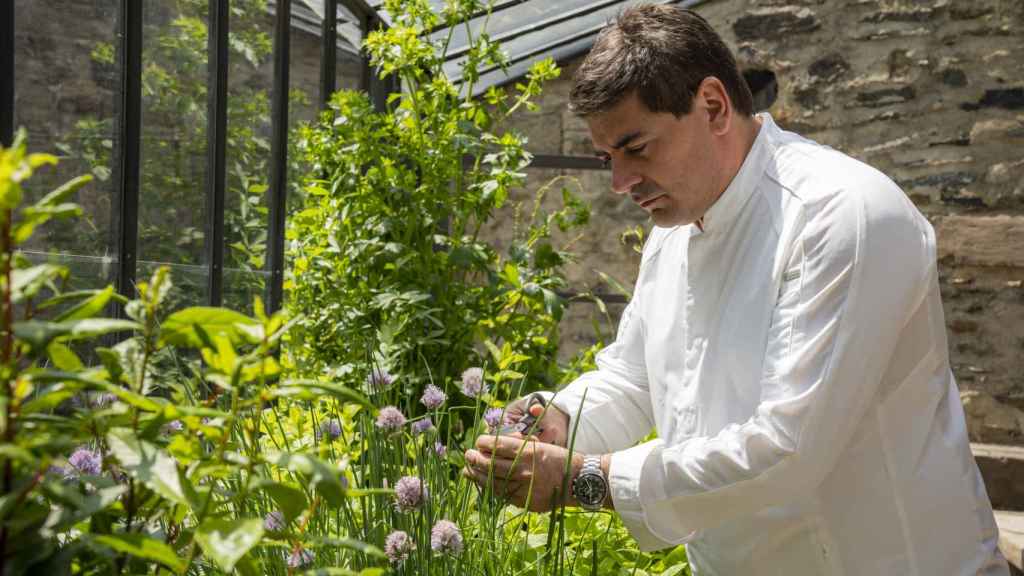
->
<box><xmin>610</xmin><ymin>441</ymin><xmax>698</xmax><ymax>552</ymax></box>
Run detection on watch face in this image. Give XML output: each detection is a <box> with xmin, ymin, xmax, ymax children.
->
<box><xmin>576</xmin><ymin>474</ymin><xmax>607</xmax><ymax>507</ymax></box>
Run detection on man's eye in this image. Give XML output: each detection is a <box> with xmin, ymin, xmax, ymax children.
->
<box><xmin>626</xmin><ymin>144</ymin><xmax>647</xmax><ymax>155</ymax></box>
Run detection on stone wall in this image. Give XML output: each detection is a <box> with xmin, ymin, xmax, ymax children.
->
<box><xmin>494</xmin><ymin>0</ymin><xmax>1024</xmax><ymax>443</ymax></box>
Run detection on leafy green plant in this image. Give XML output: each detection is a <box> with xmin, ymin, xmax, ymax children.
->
<box><xmin>0</xmin><ymin>134</ymin><xmax>376</xmax><ymax>574</ymax></box>
<box><xmin>286</xmin><ymin>0</ymin><xmax>589</xmax><ymax>411</ymax></box>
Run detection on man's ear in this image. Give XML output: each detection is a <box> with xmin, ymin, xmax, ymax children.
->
<box><xmin>697</xmin><ymin>76</ymin><xmax>733</xmax><ymax>136</ymax></box>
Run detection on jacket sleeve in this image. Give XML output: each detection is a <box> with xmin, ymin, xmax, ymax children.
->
<box><xmin>542</xmin><ymin>229</ymin><xmax>671</xmax><ymax>456</ymax></box>
<box><xmin>609</xmin><ymin>181</ymin><xmax>934</xmax><ymax>550</ymax></box>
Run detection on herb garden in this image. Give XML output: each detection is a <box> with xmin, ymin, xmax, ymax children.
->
<box><xmin>0</xmin><ymin>0</ymin><xmax>690</xmax><ymax>573</ymax></box>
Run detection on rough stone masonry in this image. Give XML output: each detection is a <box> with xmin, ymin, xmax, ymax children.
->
<box><xmin>492</xmin><ymin>0</ymin><xmax>1024</xmax><ymax>447</ymax></box>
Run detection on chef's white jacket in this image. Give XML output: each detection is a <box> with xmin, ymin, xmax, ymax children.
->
<box><xmin>550</xmin><ymin>114</ymin><xmax>1009</xmax><ymax>575</ymax></box>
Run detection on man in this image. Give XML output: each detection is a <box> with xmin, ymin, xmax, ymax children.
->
<box><xmin>463</xmin><ymin>5</ymin><xmax>1009</xmax><ymax>575</ymax></box>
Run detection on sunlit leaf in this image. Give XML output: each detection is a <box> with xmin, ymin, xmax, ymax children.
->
<box><xmin>195</xmin><ymin>518</ymin><xmax>264</xmax><ymax>572</ymax></box>
<box><xmin>93</xmin><ymin>534</ymin><xmax>186</xmax><ymax>573</ymax></box>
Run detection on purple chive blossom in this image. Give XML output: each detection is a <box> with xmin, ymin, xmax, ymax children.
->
<box><xmin>394</xmin><ymin>476</ymin><xmax>427</xmax><ymax>512</ymax></box>
<box><xmin>376</xmin><ymin>406</ymin><xmax>406</xmax><ymax>431</ymax></box>
<box><xmin>460</xmin><ymin>367</ymin><xmax>486</xmax><ymax>398</ymax></box>
<box><xmin>67</xmin><ymin>447</ymin><xmax>102</xmax><ymax>478</ymax></box>
<box><xmin>434</xmin><ymin>441</ymin><xmax>447</xmax><ymax>458</ymax></box>
<box><xmin>161</xmin><ymin>420</ymin><xmax>184</xmax><ymax>435</ymax></box>
<box><xmin>430</xmin><ymin>519</ymin><xmax>464</xmax><ymax>555</ymax></box>
<box><xmin>420</xmin><ymin>384</ymin><xmax>446</xmax><ymax>410</ymax></box>
<box><xmin>411</xmin><ymin>417</ymin><xmax>434</xmax><ymax>436</ymax></box>
<box><xmin>384</xmin><ymin>530</ymin><xmax>416</xmax><ymax>564</ymax></box>
<box><xmin>366</xmin><ymin>367</ymin><xmax>395</xmax><ymax>392</ymax></box>
<box><xmin>263</xmin><ymin>510</ymin><xmax>286</xmax><ymax>532</ymax></box>
<box><xmin>317</xmin><ymin>419</ymin><xmax>342</xmax><ymax>441</ymax></box>
<box><xmin>483</xmin><ymin>407</ymin><xmax>504</xmax><ymax>430</ymax></box>
<box><xmin>286</xmin><ymin>548</ymin><xmax>315</xmax><ymax>568</ymax></box>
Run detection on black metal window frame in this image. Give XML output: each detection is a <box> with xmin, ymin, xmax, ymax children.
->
<box><xmin>4</xmin><ymin>0</ymin><xmax>615</xmax><ymax>313</ymax></box>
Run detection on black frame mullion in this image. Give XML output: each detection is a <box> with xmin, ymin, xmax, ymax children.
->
<box><xmin>1</xmin><ymin>0</ymin><xmax>13</xmax><ymax>147</ymax></box>
<box><xmin>205</xmin><ymin>0</ymin><xmax>229</xmax><ymax>306</ymax></box>
<box><xmin>266</xmin><ymin>0</ymin><xmax>291</xmax><ymax>313</ymax></box>
<box><xmin>320</xmin><ymin>0</ymin><xmax>338</xmax><ymax>109</ymax></box>
<box><xmin>115</xmin><ymin>0</ymin><xmax>143</xmax><ymax>302</ymax></box>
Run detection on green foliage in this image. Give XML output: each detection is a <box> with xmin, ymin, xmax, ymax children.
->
<box><xmin>286</xmin><ymin>0</ymin><xmax>590</xmax><ymax>413</ymax></box>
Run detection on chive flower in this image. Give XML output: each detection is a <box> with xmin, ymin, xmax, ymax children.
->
<box><xmin>263</xmin><ymin>510</ymin><xmax>286</xmax><ymax>532</ymax></box>
<box><xmin>411</xmin><ymin>417</ymin><xmax>434</xmax><ymax>436</ymax></box>
<box><xmin>483</xmin><ymin>407</ymin><xmax>504</xmax><ymax>430</ymax></box>
<box><xmin>420</xmin><ymin>384</ymin><xmax>446</xmax><ymax>410</ymax></box>
<box><xmin>317</xmin><ymin>418</ymin><xmax>342</xmax><ymax>441</ymax></box>
<box><xmin>384</xmin><ymin>530</ymin><xmax>416</xmax><ymax>564</ymax></box>
<box><xmin>366</xmin><ymin>367</ymin><xmax>395</xmax><ymax>392</ymax></box>
<box><xmin>460</xmin><ymin>367</ymin><xmax>486</xmax><ymax>398</ymax></box>
<box><xmin>67</xmin><ymin>447</ymin><xmax>102</xmax><ymax>478</ymax></box>
<box><xmin>430</xmin><ymin>519</ymin><xmax>464</xmax><ymax>555</ymax></box>
<box><xmin>394</xmin><ymin>476</ymin><xmax>427</xmax><ymax>512</ymax></box>
<box><xmin>376</xmin><ymin>406</ymin><xmax>406</xmax><ymax>431</ymax></box>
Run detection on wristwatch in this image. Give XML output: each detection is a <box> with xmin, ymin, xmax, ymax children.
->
<box><xmin>572</xmin><ymin>455</ymin><xmax>608</xmax><ymax>512</ymax></box>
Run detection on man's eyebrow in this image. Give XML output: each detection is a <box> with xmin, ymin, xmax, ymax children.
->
<box><xmin>612</xmin><ymin>131</ymin><xmax>644</xmax><ymax>150</ymax></box>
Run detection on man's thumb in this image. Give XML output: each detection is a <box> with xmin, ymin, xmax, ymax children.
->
<box><xmin>528</xmin><ymin>403</ymin><xmax>544</xmax><ymax>418</ymax></box>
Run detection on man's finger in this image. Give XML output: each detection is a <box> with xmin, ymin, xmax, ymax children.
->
<box><xmin>475</xmin><ymin>434</ymin><xmax>535</xmax><ymax>458</ymax></box>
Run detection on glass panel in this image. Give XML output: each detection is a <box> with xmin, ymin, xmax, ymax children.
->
<box><xmin>433</xmin><ymin>0</ymin><xmax>602</xmax><ymax>56</ymax></box>
<box><xmin>136</xmin><ymin>0</ymin><xmax>210</xmax><ymax>307</ymax></box>
<box><xmin>222</xmin><ymin>2</ymin><xmax>277</xmax><ymax>311</ymax></box>
<box><xmin>443</xmin><ymin>0</ymin><xmax>629</xmax><ymax>89</ymax></box>
<box><xmin>13</xmin><ymin>0</ymin><xmax>119</xmax><ymax>292</ymax></box>
<box><xmin>337</xmin><ymin>40</ymin><xmax>363</xmax><ymax>92</ymax></box>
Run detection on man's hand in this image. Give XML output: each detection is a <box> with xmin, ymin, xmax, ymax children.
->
<box><xmin>463</xmin><ymin>435</ymin><xmax>583</xmax><ymax>512</ymax></box>
<box><xmin>502</xmin><ymin>395</ymin><xmax>570</xmax><ymax>447</ymax></box>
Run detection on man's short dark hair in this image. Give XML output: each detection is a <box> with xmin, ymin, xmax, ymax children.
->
<box><xmin>570</xmin><ymin>4</ymin><xmax>754</xmax><ymax>118</ymax></box>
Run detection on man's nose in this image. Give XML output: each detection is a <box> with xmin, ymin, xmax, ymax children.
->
<box><xmin>611</xmin><ymin>165</ymin><xmax>642</xmax><ymax>195</ymax></box>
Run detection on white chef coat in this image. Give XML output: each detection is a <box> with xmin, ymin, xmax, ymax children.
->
<box><xmin>550</xmin><ymin>114</ymin><xmax>1009</xmax><ymax>575</ymax></box>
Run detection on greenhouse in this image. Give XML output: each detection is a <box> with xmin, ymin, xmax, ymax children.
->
<box><xmin>3</xmin><ymin>0</ymin><xmax>1023</xmax><ymax>574</ymax></box>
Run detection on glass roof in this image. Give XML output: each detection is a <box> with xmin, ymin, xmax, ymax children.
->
<box><xmin>365</xmin><ymin>0</ymin><xmax>708</xmax><ymax>96</ymax></box>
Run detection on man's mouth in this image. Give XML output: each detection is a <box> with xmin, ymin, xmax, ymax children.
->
<box><xmin>637</xmin><ymin>194</ymin><xmax>664</xmax><ymax>209</ymax></box>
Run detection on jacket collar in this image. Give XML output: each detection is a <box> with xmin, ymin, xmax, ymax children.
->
<box><xmin>694</xmin><ymin>112</ymin><xmax>775</xmax><ymax>235</ymax></box>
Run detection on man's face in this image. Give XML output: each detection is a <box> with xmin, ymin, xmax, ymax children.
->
<box><xmin>588</xmin><ymin>92</ymin><xmax>722</xmax><ymax>228</ymax></box>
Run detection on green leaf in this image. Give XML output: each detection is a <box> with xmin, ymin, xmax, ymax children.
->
<box><xmin>33</xmin><ymin>174</ymin><xmax>92</xmax><ymax>208</ymax></box>
<box><xmin>10</xmin><ymin>264</ymin><xmax>65</xmax><ymax>303</ymax></box>
<box><xmin>160</xmin><ymin>307</ymin><xmax>259</xmax><ymax>348</ymax></box>
<box><xmin>55</xmin><ymin>285</ymin><xmax>114</xmax><ymax>321</ymax></box>
<box><xmin>93</xmin><ymin>534</ymin><xmax>186</xmax><ymax>573</ymax></box>
<box><xmin>195</xmin><ymin>518</ymin><xmax>264</xmax><ymax>572</ymax></box>
<box><xmin>269</xmin><ymin>452</ymin><xmax>347</xmax><ymax>507</ymax></box>
<box><xmin>106</xmin><ymin>428</ymin><xmax>188</xmax><ymax>506</ymax></box>
<box><xmin>46</xmin><ymin>341</ymin><xmax>83</xmax><ymax>371</ymax></box>
<box><xmin>258</xmin><ymin>481</ymin><xmax>308</xmax><ymax>522</ymax></box>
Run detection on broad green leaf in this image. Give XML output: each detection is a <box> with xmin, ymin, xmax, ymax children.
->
<box><xmin>195</xmin><ymin>518</ymin><xmax>264</xmax><ymax>572</ymax></box>
<box><xmin>258</xmin><ymin>481</ymin><xmax>308</xmax><ymax>522</ymax></box>
<box><xmin>33</xmin><ymin>174</ymin><xmax>92</xmax><ymax>208</ymax></box>
<box><xmin>106</xmin><ymin>428</ymin><xmax>188</xmax><ymax>506</ymax></box>
<box><xmin>11</xmin><ymin>264</ymin><xmax>65</xmax><ymax>303</ymax></box>
<box><xmin>65</xmin><ymin>319</ymin><xmax>140</xmax><ymax>340</ymax></box>
<box><xmin>658</xmin><ymin>564</ymin><xmax>689</xmax><ymax>576</ymax></box>
<box><xmin>42</xmin><ymin>482</ymin><xmax>126</xmax><ymax>534</ymax></box>
<box><xmin>55</xmin><ymin>285</ymin><xmax>114</xmax><ymax>321</ymax></box>
<box><xmin>269</xmin><ymin>452</ymin><xmax>347</xmax><ymax>507</ymax></box>
<box><xmin>46</xmin><ymin>341</ymin><xmax>83</xmax><ymax>371</ymax></box>
<box><xmin>93</xmin><ymin>534</ymin><xmax>186</xmax><ymax>573</ymax></box>
<box><xmin>160</xmin><ymin>307</ymin><xmax>259</xmax><ymax>348</ymax></box>
<box><xmin>14</xmin><ymin>319</ymin><xmax>137</xmax><ymax>352</ymax></box>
